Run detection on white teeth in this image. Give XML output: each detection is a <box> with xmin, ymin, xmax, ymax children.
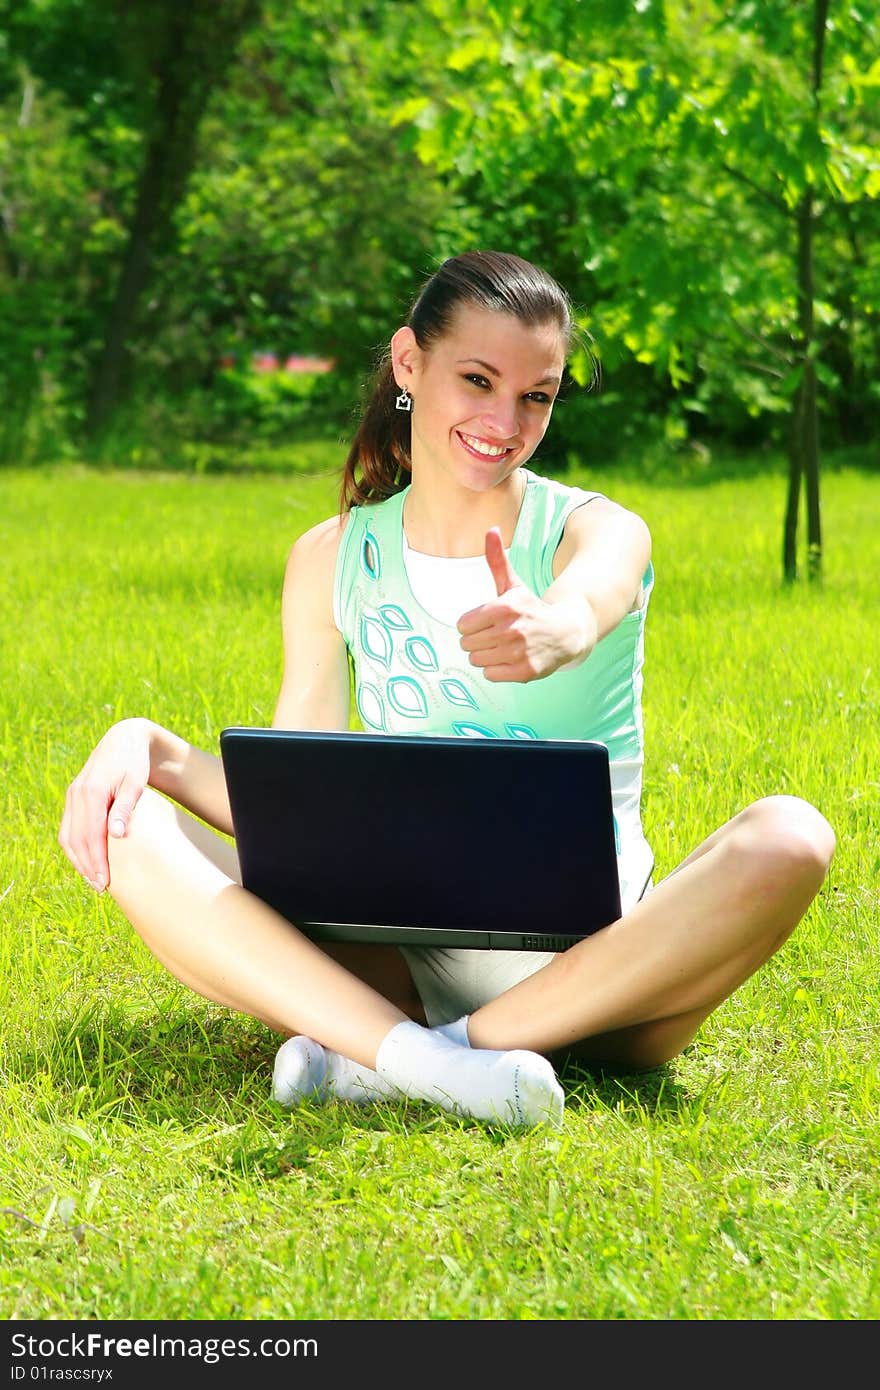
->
<box><xmin>460</xmin><ymin>432</ymin><xmax>510</xmax><ymax>457</ymax></box>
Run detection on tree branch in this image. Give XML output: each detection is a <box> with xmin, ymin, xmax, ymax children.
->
<box><xmin>720</xmin><ymin>160</ymin><xmax>790</xmax><ymax>216</ymax></box>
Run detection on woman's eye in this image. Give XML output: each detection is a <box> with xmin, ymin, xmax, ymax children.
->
<box><xmin>462</xmin><ymin>375</ymin><xmax>552</xmax><ymax>405</ymax></box>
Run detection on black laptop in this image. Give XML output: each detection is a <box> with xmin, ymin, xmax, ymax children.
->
<box><xmin>219</xmin><ymin>727</ymin><xmax>622</xmax><ymax>951</ymax></box>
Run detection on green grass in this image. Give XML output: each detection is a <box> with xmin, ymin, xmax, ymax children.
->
<box><xmin>1</xmin><ymin>455</ymin><xmax>878</xmax><ymax>1320</ymax></box>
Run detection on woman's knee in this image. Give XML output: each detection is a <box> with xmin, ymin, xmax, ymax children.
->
<box><xmin>105</xmin><ymin>787</ymin><xmax>176</xmax><ymax>883</ymax></box>
<box><xmin>110</xmin><ymin>785</ymin><xmax>176</xmax><ymax>849</ymax></box>
<box><xmin>108</xmin><ymin>788</ymin><xmax>240</xmax><ymax>887</ymax></box>
<box><xmin>732</xmin><ymin>795</ymin><xmax>836</xmax><ymax>892</ymax></box>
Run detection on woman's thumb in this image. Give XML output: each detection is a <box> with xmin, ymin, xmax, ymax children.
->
<box><xmin>108</xmin><ymin>778</ymin><xmax>142</xmax><ymax>838</ymax></box>
<box><xmin>485</xmin><ymin>526</ymin><xmax>518</xmax><ymax>596</ymax></box>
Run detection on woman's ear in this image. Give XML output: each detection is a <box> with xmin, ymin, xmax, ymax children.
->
<box><xmin>390</xmin><ymin>326</ymin><xmax>419</xmax><ymax>392</ymax></box>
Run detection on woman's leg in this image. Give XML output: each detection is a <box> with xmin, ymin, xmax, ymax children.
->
<box><xmin>106</xmin><ymin>788</ymin><xmax>561</xmax><ymax>1127</ymax></box>
<box><xmin>106</xmin><ymin>787</ymin><xmax>411</xmax><ymax>1067</ymax></box>
<box><xmin>119</xmin><ymin>795</ymin><xmax>426</xmax><ymax>1021</ymax></box>
<box><xmin>466</xmin><ymin>795</ymin><xmax>836</xmax><ymax>1068</ymax></box>
<box><xmin>320</xmin><ymin>944</ymin><xmax>427</xmax><ymax>1026</ymax></box>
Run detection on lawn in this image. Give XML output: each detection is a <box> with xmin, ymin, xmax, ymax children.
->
<box><xmin>0</xmin><ymin>454</ymin><xmax>877</xmax><ymax>1321</ymax></box>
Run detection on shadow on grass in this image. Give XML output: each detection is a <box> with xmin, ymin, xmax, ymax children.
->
<box><xmin>8</xmin><ymin>1001</ymin><xmax>276</xmax><ymax>1117</ymax></box>
<box><xmin>5</xmin><ymin>1002</ymin><xmax>404</xmax><ymax>1176</ymax></box>
<box><xmin>0</xmin><ymin>1005</ymin><xmax>515</xmax><ymax>1152</ymax></box>
<box><xmin>7</xmin><ymin>1002</ymin><xmax>695</xmax><ymax>1170</ymax></box>
<box><xmin>555</xmin><ymin>1053</ymin><xmax>691</xmax><ymax>1119</ymax></box>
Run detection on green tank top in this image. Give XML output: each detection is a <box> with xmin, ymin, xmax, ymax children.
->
<box><xmin>333</xmin><ymin>469</ymin><xmax>653</xmax><ymax>760</ymax></box>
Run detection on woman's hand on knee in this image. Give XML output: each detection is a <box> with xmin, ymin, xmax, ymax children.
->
<box><xmin>58</xmin><ymin>718</ymin><xmax>153</xmax><ymax>892</ymax></box>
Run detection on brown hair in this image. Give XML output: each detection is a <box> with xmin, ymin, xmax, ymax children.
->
<box><xmin>339</xmin><ymin>250</ymin><xmax>588</xmax><ymax>511</ymax></box>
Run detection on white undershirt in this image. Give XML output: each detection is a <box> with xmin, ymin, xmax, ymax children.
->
<box><xmin>402</xmin><ymin>531</ymin><xmax>506</xmax><ymax>627</ymax></box>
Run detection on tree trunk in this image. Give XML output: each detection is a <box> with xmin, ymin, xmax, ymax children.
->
<box><xmin>85</xmin><ymin>135</ymin><xmax>179</xmax><ymax>440</ymax></box>
<box><xmin>783</xmin><ymin>381</ymin><xmax>803</xmax><ymax>584</ymax></box>
<box><xmin>790</xmin><ymin>188</ymin><xmax>823</xmax><ymax>583</ymax></box>
<box><xmin>783</xmin><ymin>0</ymin><xmax>828</xmax><ymax>584</ymax></box>
<box><xmin>86</xmin><ymin>1</ymin><xmax>260</xmax><ymax>442</ymax></box>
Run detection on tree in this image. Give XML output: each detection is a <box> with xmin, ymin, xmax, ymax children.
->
<box><xmin>83</xmin><ymin>1</ymin><xmax>262</xmax><ymax>440</ymax></box>
<box><xmin>1</xmin><ymin>0</ymin><xmax>261</xmax><ymax>442</ymax></box>
<box><xmin>0</xmin><ymin>0</ymin><xmax>452</xmax><ymax>456</ymax></box>
<box><xmin>2</xmin><ymin>0</ymin><xmax>876</xmax><ymax>492</ymax></box>
<box><xmin>154</xmin><ymin>0</ymin><xmax>450</xmax><ymax>400</ymax></box>
<box><xmin>393</xmin><ymin>0</ymin><xmax>880</xmax><ymax>580</ymax></box>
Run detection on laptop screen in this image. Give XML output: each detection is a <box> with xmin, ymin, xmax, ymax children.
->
<box><xmin>220</xmin><ymin>727</ymin><xmax>622</xmax><ymax>950</ymax></box>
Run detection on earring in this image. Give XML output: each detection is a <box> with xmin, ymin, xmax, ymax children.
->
<box><xmin>395</xmin><ymin>385</ymin><xmax>413</xmax><ymax>413</ymax></box>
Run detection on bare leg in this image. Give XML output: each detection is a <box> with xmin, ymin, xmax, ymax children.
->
<box><xmin>106</xmin><ymin>788</ymin><xmax>414</xmax><ymax>1068</ymax></box>
<box><xmin>106</xmin><ymin>789</ymin><xmax>566</xmax><ymax>1126</ymax></box>
<box><xmin>467</xmin><ymin>796</ymin><xmax>836</xmax><ymax>1068</ymax></box>
<box><xmin>321</xmin><ymin>943</ymin><xmax>427</xmax><ymax>1026</ymax></box>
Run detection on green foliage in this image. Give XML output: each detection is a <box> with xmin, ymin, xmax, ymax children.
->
<box><xmin>393</xmin><ymin>0</ymin><xmax>880</xmax><ymax>452</ymax></box>
<box><xmin>0</xmin><ymin>1</ymin><xmax>878</xmax><ymax>465</ymax></box>
<box><xmin>208</xmin><ymin>363</ymin><xmax>335</xmax><ymax>436</ymax></box>
<box><xmin>0</xmin><ymin>80</ymin><xmax>93</xmax><ymax>457</ymax></box>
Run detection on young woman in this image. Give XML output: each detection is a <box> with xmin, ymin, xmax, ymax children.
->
<box><xmin>58</xmin><ymin>251</ymin><xmax>836</xmax><ymax>1129</ymax></box>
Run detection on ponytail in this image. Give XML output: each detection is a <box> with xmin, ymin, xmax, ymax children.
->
<box><xmin>339</xmin><ymin>356</ymin><xmax>413</xmax><ymax>512</ymax></box>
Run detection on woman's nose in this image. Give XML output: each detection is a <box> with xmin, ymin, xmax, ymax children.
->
<box><xmin>480</xmin><ymin>400</ymin><xmax>520</xmax><ymax>439</ymax></box>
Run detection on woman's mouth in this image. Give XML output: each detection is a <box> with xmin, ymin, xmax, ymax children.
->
<box><xmin>456</xmin><ymin>430</ymin><xmax>515</xmax><ymax>461</ymax></box>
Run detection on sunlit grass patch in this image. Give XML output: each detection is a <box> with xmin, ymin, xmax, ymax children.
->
<box><xmin>1</xmin><ymin>459</ymin><xmax>877</xmax><ymax>1320</ymax></box>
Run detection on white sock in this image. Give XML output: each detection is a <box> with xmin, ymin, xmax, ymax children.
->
<box><xmin>323</xmin><ymin>1048</ymin><xmax>397</xmax><ymax>1104</ymax></box>
<box><xmin>272</xmin><ymin>1035</ymin><xmax>396</xmax><ymax>1108</ymax></box>
<box><xmin>433</xmin><ymin>1015</ymin><xmax>470</xmax><ymax>1047</ymax></box>
<box><xmin>316</xmin><ymin>1017</ymin><xmax>472</xmax><ymax>1101</ymax></box>
<box><xmin>375</xmin><ymin>1020</ymin><xmax>564</xmax><ymax>1128</ymax></box>
<box><xmin>272</xmin><ymin>1036</ymin><xmax>327</xmax><ymax>1108</ymax></box>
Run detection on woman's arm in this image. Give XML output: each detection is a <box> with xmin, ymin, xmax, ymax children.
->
<box><xmin>148</xmin><ymin>722</ymin><xmax>232</xmax><ymax>832</ymax></box>
<box><xmin>457</xmin><ymin>500</ymin><xmax>651</xmax><ymax>684</ymax></box>
<box><xmin>543</xmin><ymin>497</ymin><xmax>652</xmax><ymax>659</ymax></box>
<box><xmin>271</xmin><ymin>512</ymin><xmax>352</xmax><ymax>731</ymax></box>
<box><xmin>60</xmin><ymin>512</ymin><xmax>351</xmax><ymax>890</ymax></box>
<box><xmin>58</xmin><ymin>716</ymin><xmax>232</xmax><ymax>892</ymax></box>
<box><xmin>144</xmin><ymin>514</ymin><xmax>353</xmax><ymax>816</ymax></box>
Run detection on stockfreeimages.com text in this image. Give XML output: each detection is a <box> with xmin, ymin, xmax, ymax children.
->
<box><xmin>10</xmin><ymin>1334</ymin><xmax>316</xmax><ymax>1365</ymax></box>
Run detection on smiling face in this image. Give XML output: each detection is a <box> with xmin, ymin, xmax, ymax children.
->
<box><xmin>392</xmin><ymin>305</ymin><xmax>567</xmax><ymax>497</ymax></box>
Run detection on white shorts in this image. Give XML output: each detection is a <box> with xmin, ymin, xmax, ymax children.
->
<box><xmin>400</xmin><ymin>875</ymin><xmax>654</xmax><ymax>1028</ymax></box>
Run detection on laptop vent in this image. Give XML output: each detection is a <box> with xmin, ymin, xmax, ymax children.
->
<box><xmin>521</xmin><ymin>935</ymin><xmax>577</xmax><ymax>953</ymax></box>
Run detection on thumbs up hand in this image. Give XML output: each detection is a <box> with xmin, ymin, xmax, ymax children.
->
<box><xmin>456</xmin><ymin>527</ymin><xmax>592</xmax><ymax>683</ymax></box>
